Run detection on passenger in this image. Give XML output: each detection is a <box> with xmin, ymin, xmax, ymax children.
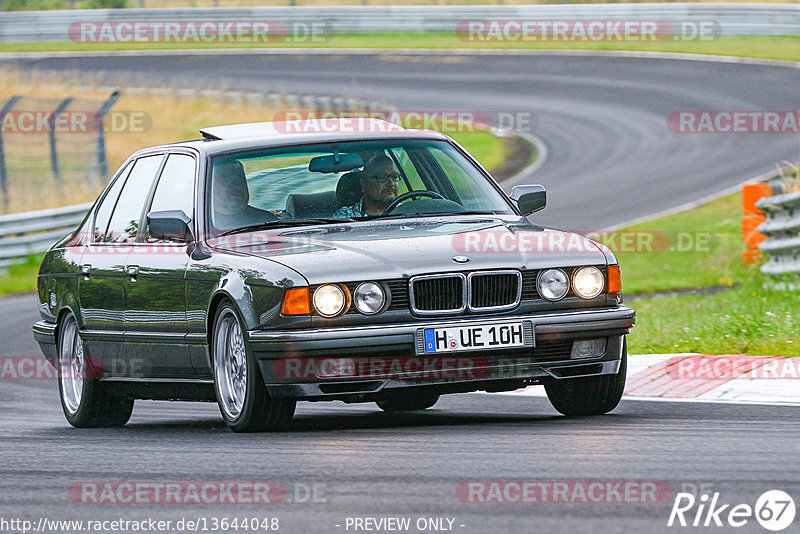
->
<box><xmin>211</xmin><ymin>160</ymin><xmax>276</xmax><ymax>231</ymax></box>
<box><xmin>334</xmin><ymin>154</ymin><xmax>400</xmax><ymax>217</ymax></box>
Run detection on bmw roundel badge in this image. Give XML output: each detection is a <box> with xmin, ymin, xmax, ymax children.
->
<box><xmin>452</xmin><ymin>256</ymin><xmax>471</xmax><ymax>264</ymax></box>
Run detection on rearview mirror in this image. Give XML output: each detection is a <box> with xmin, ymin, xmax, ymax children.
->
<box><xmin>511</xmin><ymin>184</ymin><xmax>547</xmax><ymax>216</ymax></box>
<box><xmin>309</xmin><ymin>153</ymin><xmax>364</xmax><ymax>174</ymax></box>
<box><xmin>147</xmin><ymin>210</ymin><xmax>193</xmax><ymax>243</ymax></box>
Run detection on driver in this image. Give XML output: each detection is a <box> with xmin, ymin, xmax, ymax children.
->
<box><xmin>334</xmin><ymin>153</ymin><xmax>400</xmax><ymax>217</ymax></box>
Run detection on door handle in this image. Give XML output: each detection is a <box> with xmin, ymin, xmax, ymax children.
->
<box><xmin>126</xmin><ymin>265</ymin><xmax>139</xmax><ymax>280</ymax></box>
<box><xmin>81</xmin><ymin>264</ymin><xmax>92</xmax><ymax>280</ymax></box>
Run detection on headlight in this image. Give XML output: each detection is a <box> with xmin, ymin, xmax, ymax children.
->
<box><xmin>353</xmin><ymin>282</ymin><xmax>386</xmax><ymax>315</ymax></box>
<box><xmin>537</xmin><ymin>268</ymin><xmax>569</xmax><ymax>301</ymax></box>
<box><xmin>313</xmin><ymin>284</ymin><xmax>347</xmax><ymax>317</ymax></box>
<box><xmin>573</xmin><ymin>266</ymin><xmax>604</xmax><ymax>299</ymax></box>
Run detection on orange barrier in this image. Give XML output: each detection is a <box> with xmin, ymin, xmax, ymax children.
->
<box><xmin>741</xmin><ymin>182</ymin><xmax>771</xmax><ymax>264</ymax></box>
<box><xmin>743</xmin><ymin>182</ymin><xmax>771</xmax><ymax>215</ymax></box>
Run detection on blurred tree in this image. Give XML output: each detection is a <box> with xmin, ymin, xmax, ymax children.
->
<box><xmin>3</xmin><ymin>0</ymin><xmax>68</xmax><ymax>11</ymax></box>
<box><xmin>84</xmin><ymin>0</ymin><xmax>128</xmax><ymax>8</ymax></box>
<box><xmin>1</xmin><ymin>0</ymin><xmax>127</xmax><ymax>9</ymax></box>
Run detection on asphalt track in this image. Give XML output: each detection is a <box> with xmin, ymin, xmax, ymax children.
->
<box><xmin>1</xmin><ymin>50</ymin><xmax>799</xmax><ymax>230</ymax></box>
<box><xmin>2</xmin><ymin>293</ymin><xmax>800</xmax><ymax>534</ymax></box>
<box><xmin>1</xmin><ymin>51</ymin><xmax>799</xmax><ymax>533</ymax></box>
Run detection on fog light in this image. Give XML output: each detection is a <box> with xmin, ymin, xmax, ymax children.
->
<box><xmin>571</xmin><ymin>339</ymin><xmax>606</xmax><ymax>359</ymax></box>
<box><xmin>316</xmin><ymin>358</ymin><xmax>356</xmax><ymax>378</ymax></box>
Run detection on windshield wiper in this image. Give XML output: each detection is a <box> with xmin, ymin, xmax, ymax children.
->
<box><xmin>370</xmin><ymin>210</ymin><xmax>501</xmax><ymax>220</ymax></box>
<box><xmin>444</xmin><ymin>210</ymin><xmax>502</xmax><ymax>217</ymax></box>
<box><xmin>218</xmin><ymin>218</ymin><xmax>355</xmax><ymax>237</ymax></box>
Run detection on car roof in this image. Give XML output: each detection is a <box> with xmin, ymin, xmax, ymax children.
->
<box><xmin>133</xmin><ymin>119</ymin><xmax>452</xmax><ymax>158</ymax></box>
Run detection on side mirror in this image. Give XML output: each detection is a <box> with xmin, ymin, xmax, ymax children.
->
<box><xmin>147</xmin><ymin>210</ymin><xmax>193</xmax><ymax>243</ymax></box>
<box><xmin>511</xmin><ymin>184</ymin><xmax>546</xmax><ymax>216</ymax></box>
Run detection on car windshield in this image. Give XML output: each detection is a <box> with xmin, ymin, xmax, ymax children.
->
<box><xmin>207</xmin><ymin>139</ymin><xmax>513</xmax><ymax>233</ymax></box>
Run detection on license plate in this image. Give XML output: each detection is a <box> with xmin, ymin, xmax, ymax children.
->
<box><xmin>423</xmin><ymin>322</ymin><xmax>526</xmax><ymax>353</ymax></box>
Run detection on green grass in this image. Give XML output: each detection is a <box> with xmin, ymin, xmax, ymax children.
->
<box><xmin>628</xmin><ymin>279</ymin><xmax>800</xmax><ymax>357</ymax></box>
<box><xmin>616</xmin><ymin>191</ymin><xmax>800</xmax><ymax>356</ymax></box>
<box><xmin>611</xmin><ymin>193</ymin><xmax>746</xmax><ymax>294</ymax></box>
<box><xmin>449</xmin><ymin>130</ymin><xmax>508</xmax><ymax>172</ymax></box>
<box><xmin>1</xmin><ymin>34</ymin><xmax>800</xmax><ymax>63</ymax></box>
<box><xmin>0</xmin><ymin>254</ymin><xmax>42</xmax><ymax>295</ymax></box>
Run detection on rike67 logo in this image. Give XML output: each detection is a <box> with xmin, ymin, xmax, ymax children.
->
<box><xmin>668</xmin><ymin>490</ymin><xmax>795</xmax><ymax>531</ymax></box>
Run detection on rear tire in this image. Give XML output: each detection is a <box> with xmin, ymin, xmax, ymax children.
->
<box><xmin>544</xmin><ymin>338</ymin><xmax>627</xmax><ymax>416</ymax></box>
<box><xmin>376</xmin><ymin>392</ymin><xmax>440</xmax><ymax>412</ymax></box>
<box><xmin>58</xmin><ymin>314</ymin><xmax>134</xmax><ymax>428</ymax></box>
<box><xmin>212</xmin><ymin>303</ymin><xmax>295</xmax><ymax>432</ymax></box>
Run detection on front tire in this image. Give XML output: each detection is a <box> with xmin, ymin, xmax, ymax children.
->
<box><xmin>212</xmin><ymin>303</ymin><xmax>295</xmax><ymax>432</ymax></box>
<box><xmin>57</xmin><ymin>314</ymin><xmax>133</xmax><ymax>428</ymax></box>
<box><xmin>544</xmin><ymin>338</ymin><xmax>627</xmax><ymax>416</ymax></box>
<box><xmin>376</xmin><ymin>392</ymin><xmax>440</xmax><ymax>412</ymax></box>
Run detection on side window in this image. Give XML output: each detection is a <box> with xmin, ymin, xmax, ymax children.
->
<box><xmin>92</xmin><ymin>162</ymin><xmax>131</xmax><ymax>243</ymax></box>
<box><xmin>145</xmin><ymin>154</ymin><xmax>196</xmax><ymax>243</ymax></box>
<box><xmin>106</xmin><ymin>155</ymin><xmax>163</xmax><ymax>244</ymax></box>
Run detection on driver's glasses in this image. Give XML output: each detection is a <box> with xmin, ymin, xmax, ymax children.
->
<box><xmin>368</xmin><ymin>172</ymin><xmax>402</xmax><ymax>184</ymax></box>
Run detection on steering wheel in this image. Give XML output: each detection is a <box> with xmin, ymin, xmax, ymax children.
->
<box><xmin>382</xmin><ymin>190</ymin><xmax>445</xmax><ymax>215</ymax></box>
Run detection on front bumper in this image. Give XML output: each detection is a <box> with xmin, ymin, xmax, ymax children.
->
<box><xmin>249</xmin><ymin>306</ymin><xmax>635</xmax><ymax>400</ymax></box>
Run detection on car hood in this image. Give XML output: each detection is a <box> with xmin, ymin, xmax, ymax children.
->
<box><xmin>208</xmin><ymin>217</ymin><xmax>607</xmax><ymax>285</ymax></box>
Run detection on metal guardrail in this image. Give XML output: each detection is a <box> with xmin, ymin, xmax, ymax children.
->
<box><xmin>1</xmin><ymin>3</ymin><xmax>800</xmax><ymax>42</ymax></box>
<box><xmin>0</xmin><ymin>202</ymin><xmax>90</xmax><ymax>268</ymax></box>
<box><xmin>756</xmin><ymin>189</ymin><xmax>800</xmax><ymax>277</ymax></box>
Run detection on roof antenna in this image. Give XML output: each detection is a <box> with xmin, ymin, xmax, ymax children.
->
<box><xmin>332</xmin><ymin>146</ymin><xmax>340</xmax><ymax>164</ymax></box>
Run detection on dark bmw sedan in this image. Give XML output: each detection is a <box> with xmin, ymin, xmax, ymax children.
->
<box><xmin>33</xmin><ymin>118</ymin><xmax>635</xmax><ymax>432</ymax></box>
